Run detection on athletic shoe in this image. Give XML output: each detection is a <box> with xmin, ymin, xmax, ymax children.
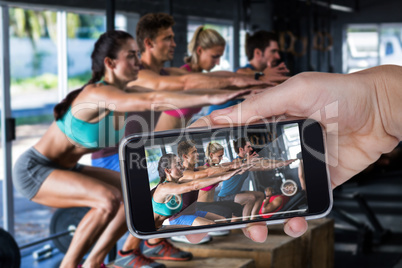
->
<box><xmin>142</xmin><ymin>239</ymin><xmax>193</xmax><ymax>261</ymax></box>
<box><xmin>77</xmin><ymin>264</ymin><xmax>107</xmax><ymax>268</ymax></box>
<box><xmin>170</xmin><ymin>235</ymin><xmax>212</xmax><ymax>244</ymax></box>
<box><xmin>208</xmin><ymin>230</ymin><xmax>230</xmax><ymax>236</ymax></box>
<box><xmin>112</xmin><ymin>249</ymin><xmax>165</xmax><ymax>268</ymax></box>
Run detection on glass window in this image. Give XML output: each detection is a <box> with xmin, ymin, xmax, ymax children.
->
<box><xmin>282</xmin><ymin>124</ymin><xmax>301</xmax><ymax>169</ymax></box>
<box><xmin>379</xmin><ymin>24</ymin><xmax>402</xmax><ymax>65</ymax></box>
<box><xmin>9</xmin><ymin>6</ymin><xmax>59</xmax><ymax>246</ymax></box>
<box><xmin>145</xmin><ymin>147</ymin><xmax>163</xmax><ymax>186</ymax></box>
<box><xmin>344</xmin><ymin>23</ymin><xmax>402</xmax><ymax>73</ymax></box>
<box><xmin>67</xmin><ymin>12</ymin><xmax>107</xmax><ymax>92</ymax></box>
<box><xmin>239</xmin><ymin>29</ymin><xmax>248</xmax><ymax>68</ymax></box>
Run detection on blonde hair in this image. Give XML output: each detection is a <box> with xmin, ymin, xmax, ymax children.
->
<box><xmin>205</xmin><ymin>142</ymin><xmax>224</xmax><ymax>165</ymax></box>
<box><xmin>184</xmin><ymin>25</ymin><xmax>226</xmax><ymax>66</ymax></box>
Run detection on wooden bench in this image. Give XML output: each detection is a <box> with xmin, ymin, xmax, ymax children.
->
<box><xmin>159</xmin><ymin>257</ymin><xmax>255</xmax><ymax>268</ymax></box>
<box><xmin>171</xmin><ymin>218</ymin><xmax>334</xmax><ymax>268</ymax></box>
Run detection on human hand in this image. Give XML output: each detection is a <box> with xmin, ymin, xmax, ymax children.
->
<box><xmin>188</xmin><ymin>65</ymin><xmax>401</xmax><ymax>242</ymax></box>
<box><xmin>262</xmin><ymin>62</ymin><xmax>289</xmax><ymax>83</ymax></box>
<box><xmin>207</xmin><ymin>89</ymin><xmax>251</xmax><ymax>105</ymax></box>
<box><xmin>232</xmin><ymin>76</ymin><xmax>275</xmax><ymax>88</ymax></box>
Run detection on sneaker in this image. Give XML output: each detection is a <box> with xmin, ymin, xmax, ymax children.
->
<box><xmin>142</xmin><ymin>239</ymin><xmax>193</xmax><ymax>261</ymax></box>
<box><xmin>208</xmin><ymin>230</ymin><xmax>230</xmax><ymax>236</ymax></box>
<box><xmin>170</xmin><ymin>235</ymin><xmax>212</xmax><ymax>244</ymax></box>
<box><xmin>112</xmin><ymin>249</ymin><xmax>165</xmax><ymax>268</ymax></box>
<box><xmin>77</xmin><ymin>264</ymin><xmax>107</xmax><ymax>268</ymax></box>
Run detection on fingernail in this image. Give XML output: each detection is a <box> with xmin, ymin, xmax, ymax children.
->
<box><xmin>244</xmin><ymin>228</ymin><xmax>251</xmax><ymax>239</ymax></box>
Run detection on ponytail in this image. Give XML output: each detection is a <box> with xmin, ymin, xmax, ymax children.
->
<box><xmin>205</xmin><ymin>142</ymin><xmax>224</xmax><ymax>165</ymax></box>
<box><xmin>53</xmin><ymin>30</ymin><xmax>133</xmax><ymax>120</ymax></box>
<box><xmin>184</xmin><ymin>26</ymin><xmax>226</xmax><ymax>66</ymax></box>
<box><xmin>184</xmin><ymin>25</ymin><xmax>205</xmax><ymax>64</ymax></box>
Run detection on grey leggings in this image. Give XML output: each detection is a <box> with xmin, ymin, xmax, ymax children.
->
<box><xmin>12</xmin><ymin>147</ymin><xmax>83</xmax><ymax>200</ymax></box>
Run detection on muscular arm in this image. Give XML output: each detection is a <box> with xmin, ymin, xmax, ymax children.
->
<box><xmin>261</xmin><ymin>196</ymin><xmax>283</xmax><ymax>214</ymax></box>
<box><xmin>80</xmin><ymin>84</ymin><xmax>249</xmax><ymax>113</ymax></box>
<box><xmin>127</xmin><ymin>69</ymin><xmax>268</xmax><ymax>91</ymax></box>
<box><xmin>179</xmin><ymin>166</ymin><xmax>232</xmax><ymax>182</ymax></box>
<box><xmin>155</xmin><ymin>169</ymin><xmax>243</xmax><ymax>201</ymax></box>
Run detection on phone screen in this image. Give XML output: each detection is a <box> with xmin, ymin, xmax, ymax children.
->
<box><xmin>122</xmin><ymin>121</ymin><xmax>322</xmax><ymax>234</ymax></box>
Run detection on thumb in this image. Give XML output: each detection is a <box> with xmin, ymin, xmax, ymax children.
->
<box><xmin>267</xmin><ymin>61</ymin><xmax>272</xmax><ymax>68</ymax></box>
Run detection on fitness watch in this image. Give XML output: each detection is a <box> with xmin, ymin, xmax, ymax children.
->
<box><xmin>254</xmin><ymin>72</ymin><xmax>264</xmax><ymax>80</ymax></box>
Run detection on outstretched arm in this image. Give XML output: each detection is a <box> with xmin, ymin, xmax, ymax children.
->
<box><xmin>179</xmin><ymin>165</ymin><xmax>234</xmax><ymax>183</ymax></box>
<box><xmin>127</xmin><ymin>69</ymin><xmax>270</xmax><ymax>91</ymax></box>
<box><xmin>155</xmin><ymin>169</ymin><xmax>244</xmax><ymax>199</ymax></box>
<box><xmin>80</xmin><ymin>84</ymin><xmax>250</xmax><ymax>113</ymax></box>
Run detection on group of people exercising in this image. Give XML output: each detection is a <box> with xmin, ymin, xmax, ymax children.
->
<box><xmin>12</xmin><ymin>12</ymin><xmax>290</xmax><ymax>268</ymax></box>
<box><xmin>151</xmin><ymin>138</ymin><xmax>295</xmax><ymax>229</ymax></box>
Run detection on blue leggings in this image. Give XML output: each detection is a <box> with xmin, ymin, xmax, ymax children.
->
<box><xmin>169</xmin><ymin>211</ymin><xmax>208</xmax><ymax>226</ymax></box>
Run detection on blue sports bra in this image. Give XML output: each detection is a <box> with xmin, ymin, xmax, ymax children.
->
<box><xmin>152</xmin><ymin>194</ymin><xmax>183</xmax><ymax>217</ymax></box>
<box><xmin>56</xmin><ymin>81</ymin><xmax>125</xmax><ymax>148</ymax></box>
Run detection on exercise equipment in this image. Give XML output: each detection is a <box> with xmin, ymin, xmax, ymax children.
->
<box><xmin>0</xmin><ymin>228</ymin><xmax>21</xmax><ymax>268</ymax></box>
<box><xmin>18</xmin><ymin>206</ymin><xmax>116</xmax><ymax>262</ymax></box>
<box><xmin>49</xmin><ymin>207</ymin><xmax>90</xmax><ymax>254</ymax></box>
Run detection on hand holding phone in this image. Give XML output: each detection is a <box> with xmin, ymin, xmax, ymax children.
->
<box><xmin>119</xmin><ymin>120</ymin><xmax>332</xmax><ymax>240</ymax></box>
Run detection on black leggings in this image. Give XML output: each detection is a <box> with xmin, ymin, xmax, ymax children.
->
<box><xmin>196</xmin><ymin>201</ymin><xmax>243</xmax><ymax>218</ymax></box>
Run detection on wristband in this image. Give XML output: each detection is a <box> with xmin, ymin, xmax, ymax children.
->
<box><xmin>254</xmin><ymin>72</ymin><xmax>264</xmax><ymax>80</ymax></box>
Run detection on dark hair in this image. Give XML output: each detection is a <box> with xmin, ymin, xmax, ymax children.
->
<box><xmin>136</xmin><ymin>12</ymin><xmax>175</xmax><ymax>53</ymax></box>
<box><xmin>151</xmin><ymin>153</ymin><xmax>177</xmax><ymax>196</ymax></box>
<box><xmin>233</xmin><ymin>137</ymin><xmax>248</xmax><ymax>154</ymax></box>
<box><xmin>177</xmin><ymin>140</ymin><xmax>196</xmax><ymax>161</ymax></box>
<box><xmin>245</xmin><ymin>30</ymin><xmax>278</xmax><ymax>61</ymax></box>
<box><xmin>53</xmin><ymin>30</ymin><xmax>133</xmax><ymax>120</ymax></box>
<box><xmin>265</xmin><ymin>186</ymin><xmax>279</xmax><ymax>196</ymax></box>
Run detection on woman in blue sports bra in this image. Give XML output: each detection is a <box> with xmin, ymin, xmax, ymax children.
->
<box><xmin>12</xmin><ymin>30</ymin><xmax>250</xmax><ymax>268</ymax></box>
<box><xmin>151</xmin><ymin>154</ymin><xmax>244</xmax><ymax>230</ymax></box>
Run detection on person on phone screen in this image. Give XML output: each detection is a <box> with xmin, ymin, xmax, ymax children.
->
<box><xmin>189</xmin><ymin>64</ymin><xmax>402</xmax><ymax>244</ymax></box>
<box><xmin>169</xmin><ymin>140</ymin><xmax>240</xmax><ymax>226</ymax></box>
<box><xmin>196</xmin><ymin>142</ymin><xmax>244</xmax><ymax>222</ymax></box>
<box><xmin>152</xmin><ymin>153</ymin><xmax>246</xmax><ymax>228</ymax></box>
<box><xmin>217</xmin><ymin>138</ymin><xmax>266</xmax><ymax>220</ymax></box>
<box><xmin>259</xmin><ymin>187</ymin><xmax>289</xmax><ymax>219</ymax></box>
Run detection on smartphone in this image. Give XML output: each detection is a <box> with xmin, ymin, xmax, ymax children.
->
<box><xmin>119</xmin><ymin>119</ymin><xmax>332</xmax><ymax>239</ymax></box>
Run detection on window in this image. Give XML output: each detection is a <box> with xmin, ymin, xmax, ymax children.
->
<box><xmin>67</xmin><ymin>12</ymin><xmax>107</xmax><ymax>91</ymax></box>
<box><xmin>344</xmin><ymin>24</ymin><xmax>402</xmax><ymax>73</ymax></box>
<box><xmin>282</xmin><ymin>124</ymin><xmax>301</xmax><ymax>169</ymax></box>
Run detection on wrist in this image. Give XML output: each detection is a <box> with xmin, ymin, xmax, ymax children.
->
<box><xmin>254</xmin><ymin>72</ymin><xmax>264</xmax><ymax>80</ymax></box>
<box><xmin>375</xmin><ymin>66</ymin><xmax>402</xmax><ymax>142</ymax></box>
